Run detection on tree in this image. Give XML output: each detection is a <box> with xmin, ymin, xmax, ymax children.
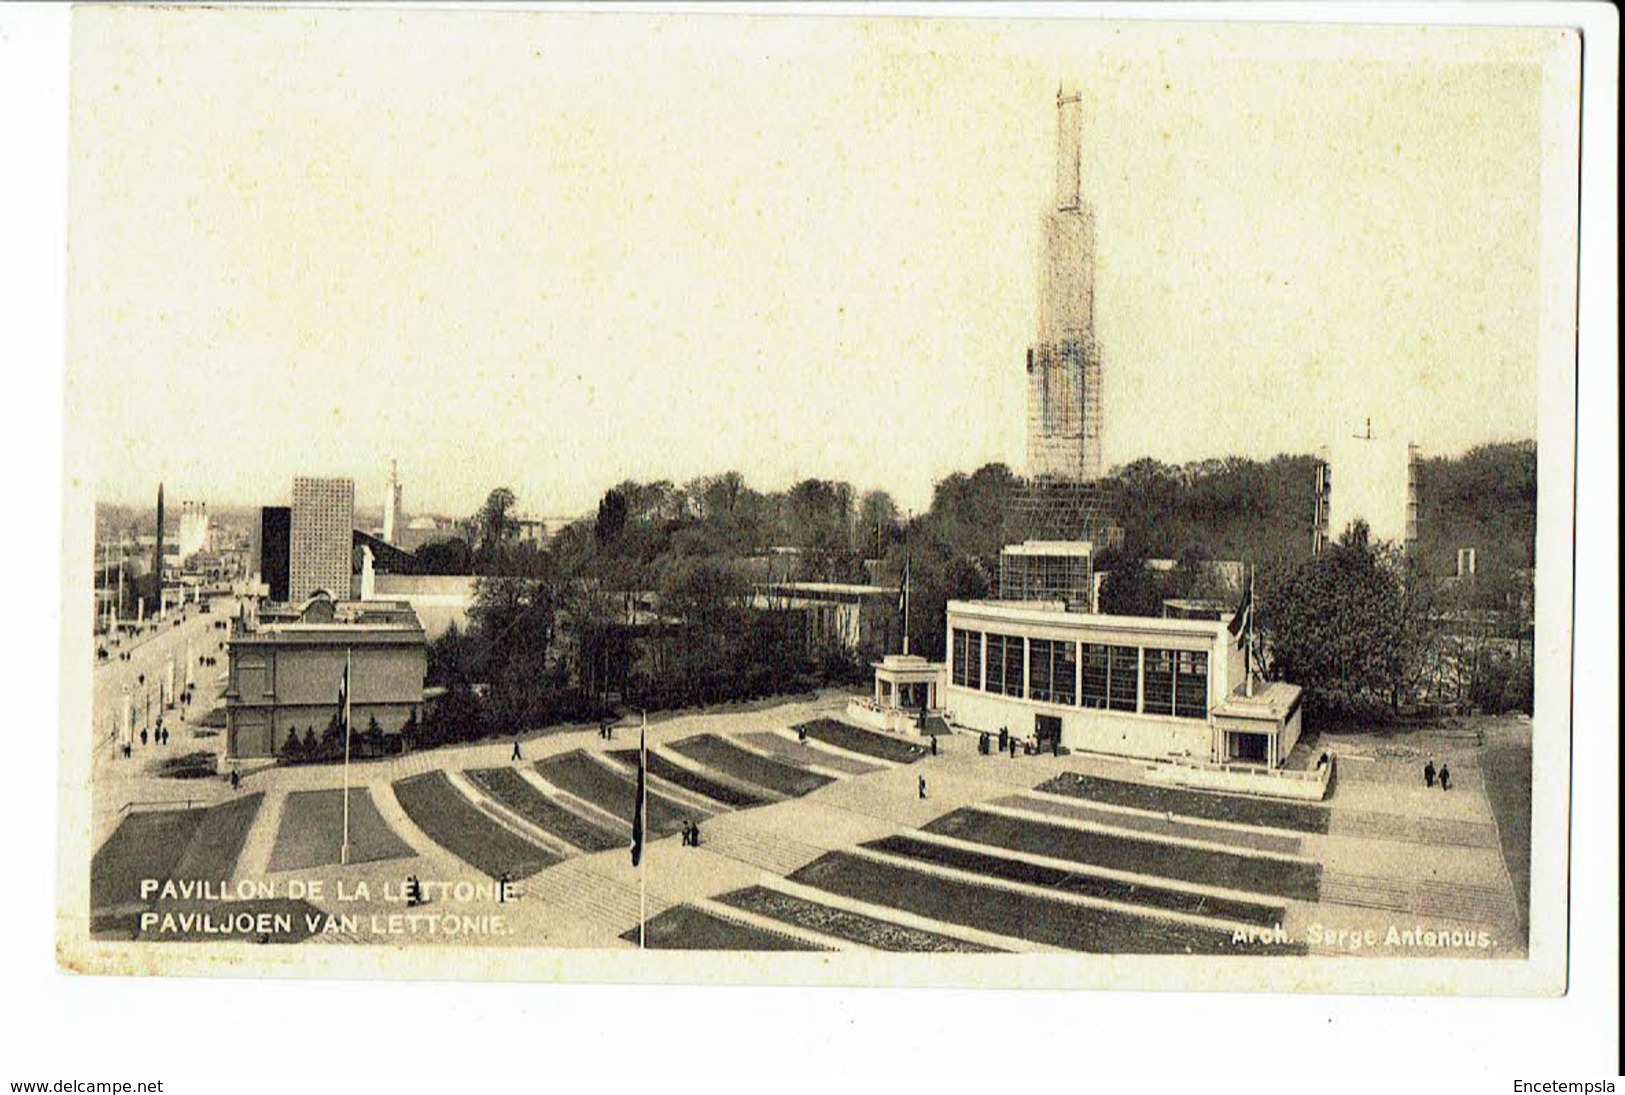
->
<box><xmin>414</xmin><ymin>537</ymin><xmax>474</xmax><ymax>575</ymax></box>
<box><xmin>595</xmin><ymin>489</ymin><xmax>629</xmax><ymax>545</ymax></box>
<box><xmin>473</xmin><ymin>487</ymin><xmax>519</xmax><ymax>569</ymax></box>
<box><xmin>1262</xmin><ymin>521</ymin><xmax>1416</xmax><ymax>720</ymax></box>
<box><xmin>856</xmin><ymin>489</ymin><xmax>901</xmax><ymax>559</ymax></box>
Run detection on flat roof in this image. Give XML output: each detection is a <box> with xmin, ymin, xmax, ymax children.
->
<box><xmin>1214</xmin><ymin>681</ymin><xmax>1303</xmax><ymax>720</ymax></box>
<box><xmin>758</xmin><ymin>582</ymin><xmax>900</xmax><ymax>596</ymax></box>
<box><xmin>948</xmin><ymin>599</ymin><xmax>1229</xmax><ymax>637</ymax></box>
<box><xmin>1001</xmin><ymin>540</ymin><xmax>1093</xmax><ymax>556</ymax></box>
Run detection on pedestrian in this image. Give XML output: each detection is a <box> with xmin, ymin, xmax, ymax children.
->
<box><xmin>930</xmin><ymin>735</ymin><xmax>938</xmax><ymax>757</ymax></box>
<box><xmin>918</xmin><ymin>775</ymin><xmax>927</xmax><ymax>799</ymax></box>
<box><xmin>688</xmin><ymin>821</ymin><xmax>701</xmax><ymax>848</ymax></box>
<box><xmin>511</xmin><ymin>737</ymin><xmax>523</xmax><ymax>762</ymax></box>
<box><xmin>230</xmin><ymin>770</ymin><xmax>240</xmax><ymax>791</ymax></box>
<box><xmin>140</xmin><ymin>728</ymin><xmax>147</xmax><ymax>747</ymax></box>
<box><xmin>1439</xmin><ymin>764</ymin><xmax>1451</xmax><ymax>792</ymax></box>
<box><xmin>498</xmin><ymin>871</ymin><xmax>511</xmax><ymax>903</ymax></box>
<box><xmin>1317</xmin><ymin>751</ymin><xmax>1329</xmax><ymax>769</ymax></box>
<box><xmin>681</xmin><ymin>820</ymin><xmax>692</xmax><ymax>847</ymax></box>
<box><xmin>998</xmin><ymin>726</ymin><xmax>1008</xmax><ymax>752</ymax></box>
<box><xmin>122</xmin><ymin>742</ymin><xmax>131</xmax><ymax>759</ymax></box>
<box><xmin>797</xmin><ymin>725</ymin><xmax>807</xmax><ymax>743</ymax></box>
<box><xmin>1424</xmin><ymin>760</ymin><xmax>1436</xmax><ymax>788</ymax></box>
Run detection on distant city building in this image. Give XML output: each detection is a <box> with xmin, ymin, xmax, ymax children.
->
<box><xmin>750</xmin><ymin>581</ymin><xmax>900</xmax><ymax>658</ymax></box>
<box><xmin>999</xmin><ymin>540</ymin><xmax>1095</xmax><ymax>610</ymax></box>
<box><xmin>360</xmin><ymin>569</ymin><xmax>477</xmax><ymax>639</ymax></box>
<box><xmin>178</xmin><ymin>500</ymin><xmax>209</xmax><ymax>562</ymax></box>
<box><xmin>290</xmin><ymin>476</ymin><xmax>355</xmax><ymax>601</ymax></box>
<box><xmin>1026</xmin><ymin>85</ymin><xmax>1103</xmax><ymax>483</ymax></box>
<box><xmin>1315</xmin><ymin>422</ymin><xmax>1420</xmax><ymax>551</ymax></box>
<box><xmin>254</xmin><ymin>506</ymin><xmax>292</xmax><ymax>602</ymax></box>
<box><xmin>223</xmin><ymin>592</ymin><xmax>426</xmax><ymax>760</ymax></box>
<box><xmin>394</xmin><ymin>515</ymin><xmax>461</xmax><ymax>552</ymax></box>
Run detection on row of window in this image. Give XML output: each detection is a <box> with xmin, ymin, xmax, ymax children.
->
<box><xmin>951</xmin><ymin>628</ymin><xmax>1209</xmax><ymax>720</ymax></box>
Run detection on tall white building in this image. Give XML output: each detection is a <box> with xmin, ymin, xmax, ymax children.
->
<box><xmin>290</xmin><ymin>476</ymin><xmax>355</xmax><ymax>601</ymax></box>
<box><xmin>178</xmin><ymin>501</ymin><xmax>209</xmax><ymax>561</ymax></box>
<box><xmin>1026</xmin><ymin>85</ymin><xmax>1103</xmax><ymax>483</ymax></box>
<box><xmin>1315</xmin><ymin>422</ymin><xmax>1420</xmax><ymax>551</ymax></box>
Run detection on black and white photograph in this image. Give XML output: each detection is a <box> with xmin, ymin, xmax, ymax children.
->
<box><xmin>17</xmin><ymin>0</ymin><xmax>1610</xmax><ymax>1044</ymax></box>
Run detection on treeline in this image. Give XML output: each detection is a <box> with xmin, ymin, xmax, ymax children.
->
<box><xmin>404</xmin><ymin>440</ymin><xmax>1535</xmax><ymax>742</ymax></box>
<box><xmin>415</xmin><ymin>483</ymin><xmax>874</xmax><ymax>748</ymax></box>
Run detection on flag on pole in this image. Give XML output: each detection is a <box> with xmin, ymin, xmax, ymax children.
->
<box><xmin>630</xmin><ymin>725</ymin><xmax>648</xmax><ymax>868</ymax></box>
<box><xmin>897</xmin><ymin>558</ymin><xmax>911</xmax><ymax>613</ymax></box>
<box><xmin>1227</xmin><ymin>581</ymin><xmax>1252</xmax><ymax>649</ymax></box>
<box><xmin>337</xmin><ymin>660</ymin><xmax>350</xmax><ymax>731</ymax></box>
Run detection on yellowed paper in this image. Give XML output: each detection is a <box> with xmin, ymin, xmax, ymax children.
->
<box><xmin>58</xmin><ymin>6</ymin><xmax>1580</xmax><ymax>994</ymax></box>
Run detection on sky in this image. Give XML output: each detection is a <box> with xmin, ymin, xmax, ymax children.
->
<box><xmin>66</xmin><ymin>10</ymin><xmax>1576</xmax><ymax>519</ymax></box>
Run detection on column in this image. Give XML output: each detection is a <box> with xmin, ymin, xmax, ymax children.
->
<box><xmin>1021</xmin><ymin>637</ymin><xmax>1030</xmax><ymax>701</ymax></box>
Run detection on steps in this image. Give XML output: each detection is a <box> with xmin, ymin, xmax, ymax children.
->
<box><xmin>527</xmin><ymin>861</ymin><xmax>671</xmax><ymax>937</ymax></box>
<box><xmin>1331</xmin><ymin>809</ymin><xmax>1500</xmax><ymax>849</ymax></box>
<box><xmin>1320</xmin><ymin>870</ymin><xmax>1518</xmax><ymax>926</ymax></box>
<box><xmin>699</xmin><ymin>825</ymin><xmax>826</xmax><ymax>876</ymax></box>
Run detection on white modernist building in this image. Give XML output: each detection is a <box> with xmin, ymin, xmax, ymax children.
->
<box><xmin>941</xmin><ymin>599</ymin><xmax>1302</xmax><ymax>767</ymax></box>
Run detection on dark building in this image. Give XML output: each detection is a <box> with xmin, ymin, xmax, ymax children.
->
<box><xmin>256</xmin><ymin>506</ymin><xmax>292</xmax><ymax>602</ymax></box>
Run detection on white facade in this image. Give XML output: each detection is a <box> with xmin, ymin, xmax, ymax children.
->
<box><xmin>1320</xmin><ymin>429</ymin><xmax>1420</xmax><ymax>549</ymax></box>
<box><xmin>942</xmin><ymin>600</ymin><xmax>1301</xmax><ymax>765</ymax></box>
<box><xmin>178</xmin><ymin>501</ymin><xmax>209</xmax><ymax>561</ymax></box>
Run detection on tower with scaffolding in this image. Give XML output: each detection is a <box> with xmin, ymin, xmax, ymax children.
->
<box><xmin>1014</xmin><ymin>85</ymin><xmax>1119</xmax><ymax>547</ymax></box>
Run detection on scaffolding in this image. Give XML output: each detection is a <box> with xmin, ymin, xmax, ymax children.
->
<box><xmin>1006</xmin><ymin>477</ymin><xmax>1121</xmax><ymax>547</ymax></box>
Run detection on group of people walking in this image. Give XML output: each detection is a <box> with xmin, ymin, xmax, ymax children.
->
<box><xmin>680</xmin><ymin>819</ymin><xmax>702</xmax><ymax>847</ymax></box>
<box><xmin>1423</xmin><ymin>759</ymin><xmax>1453</xmax><ymax>791</ymax></box>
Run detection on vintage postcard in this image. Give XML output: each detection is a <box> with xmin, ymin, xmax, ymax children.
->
<box><xmin>57</xmin><ymin>5</ymin><xmax>1582</xmax><ymax>994</ymax></box>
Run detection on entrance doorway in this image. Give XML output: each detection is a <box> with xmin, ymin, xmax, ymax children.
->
<box><xmin>1227</xmin><ymin>731</ymin><xmax>1268</xmax><ymax>764</ymax></box>
<box><xmin>1034</xmin><ymin>714</ymin><xmax>1063</xmax><ymax>751</ymax></box>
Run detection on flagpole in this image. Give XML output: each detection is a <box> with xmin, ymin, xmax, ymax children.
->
<box><xmin>638</xmin><ymin>711</ymin><xmax>648</xmax><ymax>950</ymax></box>
<box><xmin>1245</xmin><ymin>567</ymin><xmax>1256</xmax><ymax>698</ymax></box>
<box><xmin>341</xmin><ymin>647</ymin><xmax>352</xmax><ymax>865</ymax></box>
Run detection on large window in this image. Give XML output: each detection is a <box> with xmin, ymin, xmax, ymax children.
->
<box><xmin>1143</xmin><ymin>648</ymin><xmax>1176</xmax><ymax>715</ymax></box>
<box><xmin>1174</xmin><ymin>650</ymin><xmax>1209</xmax><ymax>719</ymax></box>
<box><xmin>1108</xmin><ymin>646</ymin><xmax>1139</xmax><ymax>712</ymax></box>
<box><xmin>1053</xmin><ymin>641</ymin><xmax>1078</xmax><ymax>706</ymax></box>
<box><xmin>1144</xmin><ymin>648</ymin><xmax>1209</xmax><ymax>719</ymax></box>
<box><xmin>1029</xmin><ymin>638</ymin><xmax>1053</xmax><ymax>703</ymax></box>
<box><xmin>951</xmin><ymin>629</ymin><xmax>982</xmax><ymax>690</ymax></box>
<box><xmin>984</xmin><ymin>632</ymin><xmax>1025</xmax><ymax>698</ymax></box>
<box><xmin>1028</xmin><ymin>638</ymin><xmax>1078</xmax><ymax>705</ymax></box>
<box><xmin>1082</xmin><ymin>643</ymin><xmax>1110</xmax><ymax>709</ymax></box>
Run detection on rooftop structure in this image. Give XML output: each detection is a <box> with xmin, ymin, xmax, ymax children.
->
<box><xmin>999</xmin><ymin>540</ymin><xmax>1096</xmax><ymax>610</ymax></box>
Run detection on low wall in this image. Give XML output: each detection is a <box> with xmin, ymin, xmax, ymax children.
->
<box><xmin>1140</xmin><ymin>754</ymin><xmax>1334</xmax><ymax>802</ymax></box>
<box><xmin>845</xmin><ymin>699</ymin><xmax>934</xmax><ymax>738</ymax></box>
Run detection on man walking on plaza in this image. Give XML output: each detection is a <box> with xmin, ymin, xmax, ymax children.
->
<box><xmin>1424</xmin><ymin>759</ymin><xmax>1436</xmax><ymax>788</ymax></box>
<box><xmin>1439</xmin><ymin>763</ymin><xmax>1451</xmax><ymax>792</ymax></box>
<box><xmin>918</xmin><ymin>775</ymin><xmax>927</xmax><ymax>799</ymax></box>
<box><xmin>511</xmin><ymin>736</ymin><xmax>523</xmax><ymax>762</ymax></box>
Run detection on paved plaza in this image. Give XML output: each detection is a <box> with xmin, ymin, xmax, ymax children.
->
<box><xmin>89</xmin><ymin>669</ymin><xmax>1530</xmax><ymax>957</ymax></box>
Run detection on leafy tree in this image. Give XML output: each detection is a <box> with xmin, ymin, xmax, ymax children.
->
<box><xmin>414</xmin><ymin>537</ymin><xmax>474</xmax><ymax>575</ymax></box>
<box><xmin>595</xmin><ymin>489</ymin><xmax>629</xmax><ymax>545</ymax></box>
<box><xmin>1262</xmin><ymin>521</ymin><xmax>1414</xmax><ymax>719</ymax></box>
